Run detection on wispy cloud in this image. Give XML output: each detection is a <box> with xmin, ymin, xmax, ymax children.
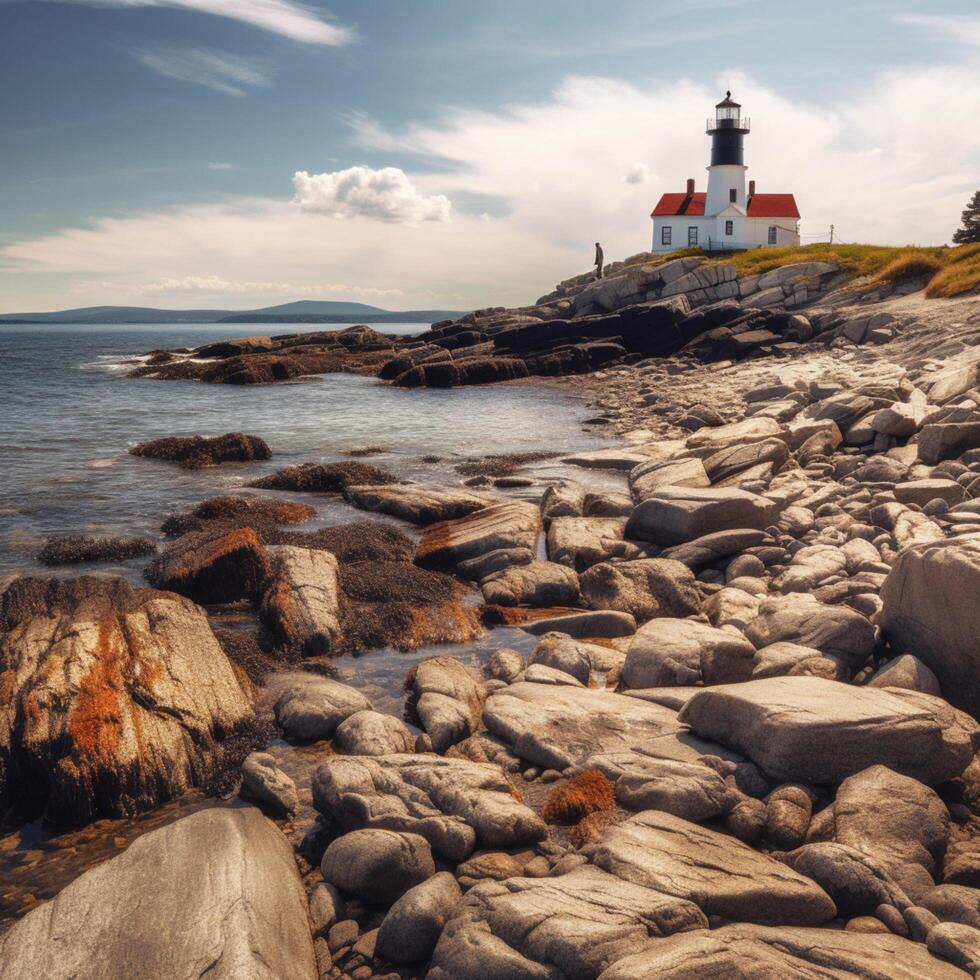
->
<box><xmin>132</xmin><ymin>46</ymin><xmax>273</xmax><ymax>96</ymax></box>
<box><xmin>208</xmin><ymin>161</ymin><xmax>234</xmax><ymax>171</ymax></box>
<box><xmin>74</xmin><ymin>0</ymin><xmax>354</xmax><ymax>45</ymax></box>
<box><xmin>292</xmin><ymin>166</ymin><xmax>452</xmax><ymax>223</ymax></box>
<box><xmin>895</xmin><ymin>13</ymin><xmax>980</xmax><ymax>48</ymax></box>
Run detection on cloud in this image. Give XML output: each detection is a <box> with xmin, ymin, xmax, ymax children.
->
<box><xmin>4</xmin><ymin>64</ymin><xmax>980</xmax><ymax>311</ymax></box>
<box><xmin>76</xmin><ymin>0</ymin><xmax>354</xmax><ymax>45</ymax></box>
<box><xmin>208</xmin><ymin>161</ymin><xmax>234</xmax><ymax>171</ymax></box>
<box><xmin>624</xmin><ymin>163</ymin><xmax>652</xmax><ymax>185</ymax></box>
<box><xmin>292</xmin><ymin>166</ymin><xmax>452</xmax><ymax>223</ymax></box>
<box><xmin>895</xmin><ymin>14</ymin><xmax>980</xmax><ymax>48</ymax></box>
<box><xmin>132</xmin><ymin>46</ymin><xmax>273</xmax><ymax>96</ymax></box>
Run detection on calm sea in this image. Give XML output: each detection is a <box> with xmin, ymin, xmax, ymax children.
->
<box><xmin>0</xmin><ymin>322</ymin><xmax>610</xmax><ymax>576</ymax></box>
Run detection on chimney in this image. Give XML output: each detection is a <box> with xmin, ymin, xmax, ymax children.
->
<box><xmin>686</xmin><ymin>178</ymin><xmax>695</xmax><ymax>196</ymax></box>
<box><xmin>748</xmin><ymin>179</ymin><xmax>756</xmax><ymax>197</ymax></box>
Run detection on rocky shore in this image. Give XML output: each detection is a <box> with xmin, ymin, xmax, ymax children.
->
<box><xmin>4</xmin><ymin>252</ymin><xmax>980</xmax><ymax>978</ymax></box>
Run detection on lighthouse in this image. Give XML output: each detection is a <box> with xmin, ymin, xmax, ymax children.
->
<box><xmin>650</xmin><ymin>92</ymin><xmax>800</xmax><ymax>253</ymax></box>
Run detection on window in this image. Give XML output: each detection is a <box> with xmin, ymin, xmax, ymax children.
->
<box><xmin>768</xmin><ymin>226</ymin><xmax>777</xmax><ymax>245</ymax></box>
<box><xmin>725</xmin><ymin>220</ymin><xmax>734</xmax><ymax>236</ymax></box>
<box><xmin>688</xmin><ymin>227</ymin><xmax>698</xmax><ymax>246</ymax></box>
<box><xmin>730</xmin><ymin>188</ymin><xmax>737</xmax><ymax>203</ymax></box>
<box><xmin>661</xmin><ymin>226</ymin><xmax>672</xmax><ymax>246</ymax></box>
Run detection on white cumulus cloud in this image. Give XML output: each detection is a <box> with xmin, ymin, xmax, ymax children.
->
<box><xmin>292</xmin><ymin>166</ymin><xmax>452</xmax><ymax>223</ymax></box>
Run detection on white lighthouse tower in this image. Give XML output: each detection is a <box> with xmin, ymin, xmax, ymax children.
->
<box><xmin>650</xmin><ymin>92</ymin><xmax>801</xmax><ymax>253</ymax></box>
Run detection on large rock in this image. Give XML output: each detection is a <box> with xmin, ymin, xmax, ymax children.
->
<box><xmin>744</xmin><ymin>593</ymin><xmax>876</xmax><ymax>667</ymax></box>
<box><xmin>918</xmin><ymin>423</ymin><xmax>980</xmax><ymax>464</ymax></box>
<box><xmin>0</xmin><ymin>577</ymin><xmax>253</xmax><ymax>823</ymax></box>
<box><xmin>685</xmin><ymin>416</ymin><xmax>784</xmax><ymax>450</ymax></box>
<box><xmin>415</xmin><ymin>502</ymin><xmax>541</xmax><ymax>570</ymax></box>
<box><xmin>146</xmin><ymin>525</ymin><xmax>269</xmax><ymax>604</ymax></box>
<box><xmin>679</xmin><ymin>676</ymin><xmax>978</xmax><ymax>785</ymax></box>
<box><xmin>483</xmin><ymin>681</ymin><xmax>683</xmax><ymax>771</ymax></box>
<box><xmin>585</xmin><ymin>810</ymin><xmax>835</xmax><ymax>926</ymax></box>
<box><xmin>547</xmin><ymin>516</ymin><xmax>625</xmax><ymax>571</ymax></box>
<box><xmin>409</xmin><ymin>655</ymin><xmax>485</xmax><ymax>752</ymax></box>
<box><xmin>598</xmin><ymin>923</ymin><xmax>967</xmax><ymax>980</ymax></box>
<box><xmin>622</xmin><ymin>617</ymin><xmax>756</xmax><ymax>688</ymax></box>
<box><xmin>333</xmin><ymin>709</ymin><xmax>415</xmax><ymax>756</ymax></box>
<box><xmin>259</xmin><ymin>545</ymin><xmax>341</xmax><ymax>656</ymax></box>
<box><xmin>0</xmin><ymin>807</ymin><xmax>316</xmax><ymax>980</ymax></box>
<box><xmin>311</xmin><ymin>753</ymin><xmax>546</xmax><ymax>861</ymax></box>
<box><xmin>625</xmin><ymin>487</ymin><xmax>779</xmax><ymax>545</ymax></box>
<box><xmin>659</xmin><ymin>528</ymin><xmax>767</xmax><ymax>570</ymax></box>
<box><xmin>833</xmin><ymin>764</ymin><xmax>949</xmax><ymax>898</ymax></box>
<box><xmin>629</xmin><ymin>457</ymin><xmax>710</xmax><ymax>502</ymax></box>
<box><xmin>272</xmin><ymin>673</ymin><xmax>371</xmax><ymax>742</ymax></box>
<box><xmin>578</xmin><ymin>558</ymin><xmax>699</xmax><ymax>623</ymax></box>
<box><xmin>321</xmin><ymin>828</ymin><xmax>434</xmax><ymax>904</ymax></box>
<box><xmin>344</xmin><ymin>484</ymin><xmax>493</xmax><ymax>525</ymax></box>
<box><xmin>881</xmin><ymin>534</ymin><xmax>980</xmax><ymax>717</ymax></box>
<box><xmin>427</xmin><ymin>865</ymin><xmax>706</xmax><ymax>980</ymax></box>
<box><xmin>376</xmin><ymin>871</ymin><xmax>462</xmax><ymax>964</ymax></box>
<box><xmin>703</xmin><ymin>437</ymin><xmax>789</xmax><ymax>485</ymax></box>
<box><xmin>481</xmin><ymin>560</ymin><xmax>580</xmax><ymax>607</ymax></box>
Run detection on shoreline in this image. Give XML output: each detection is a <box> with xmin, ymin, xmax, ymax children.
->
<box><xmin>4</xmin><ymin>262</ymin><xmax>980</xmax><ymax>975</ymax></box>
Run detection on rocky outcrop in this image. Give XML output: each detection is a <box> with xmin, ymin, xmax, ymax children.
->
<box><xmin>0</xmin><ymin>807</ymin><xmax>316</xmax><ymax>980</ymax></box>
<box><xmin>129</xmin><ymin>432</ymin><xmax>271</xmax><ymax>468</ymax></box>
<box><xmin>415</xmin><ymin>502</ymin><xmax>541</xmax><ymax>570</ymax></box>
<box><xmin>0</xmin><ymin>576</ymin><xmax>254</xmax><ymax>823</ymax></box>
<box><xmin>344</xmin><ymin>484</ymin><xmax>493</xmax><ymax>525</ymax></box>
<box><xmin>311</xmin><ymin>753</ymin><xmax>546</xmax><ymax>861</ymax></box>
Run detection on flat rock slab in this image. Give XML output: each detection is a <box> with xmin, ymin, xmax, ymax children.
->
<box><xmin>428</xmin><ymin>865</ymin><xmax>707</xmax><ymax>980</ymax></box>
<box><xmin>344</xmin><ymin>484</ymin><xmax>494</xmax><ymax>525</ymax></box>
<box><xmin>0</xmin><ymin>807</ymin><xmax>316</xmax><ymax>980</ymax></box>
<box><xmin>625</xmin><ymin>487</ymin><xmax>779</xmax><ymax>546</ymax></box>
<box><xmin>679</xmin><ymin>676</ymin><xmax>978</xmax><ymax>786</ymax></box>
<box><xmin>660</xmin><ymin>528</ymin><xmax>768</xmax><ymax>570</ymax></box>
<box><xmin>415</xmin><ymin>502</ymin><xmax>541</xmax><ymax>570</ymax></box>
<box><xmin>519</xmin><ymin>609</ymin><xmax>637</xmax><ymax>638</ymax></box>
<box><xmin>483</xmin><ymin>681</ymin><xmax>683</xmax><ymax>771</ymax></box>
<box><xmin>585</xmin><ymin>810</ymin><xmax>835</xmax><ymax>926</ymax></box>
<box><xmin>311</xmin><ymin>753</ymin><xmax>545</xmax><ymax>862</ymax></box>
<box><xmin>598</xmin><ymin>923</ymin><xmax>968</xmax><ymax>980</ymax></box>
<box><xmin>547</xmin><ymin>517</ymin><xmax>625</xmax><ymax>572</ymax></box>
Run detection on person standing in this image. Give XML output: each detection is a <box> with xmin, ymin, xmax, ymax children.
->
<box><xmin>594</xmin><ymin>242</ymin><xmax>604</xmax><ymax>279</ymax></box>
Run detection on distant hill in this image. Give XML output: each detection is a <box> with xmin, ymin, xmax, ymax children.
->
<box><xmin>0</xmin><ymin>301</ymin><xmax>464</xmax><ymax>325</ymax></box>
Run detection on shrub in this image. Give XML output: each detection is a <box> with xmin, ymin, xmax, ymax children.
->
<box><xmin>541</xmin><ymin>770</ymin><xmax>615</xmax><ymax>825</ymax></box>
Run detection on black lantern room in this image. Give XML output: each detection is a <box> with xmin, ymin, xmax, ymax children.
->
<box><xmin>706</xmin><ymin>91</ymin><xmax>751</xmax><ymax>166</ymax></box>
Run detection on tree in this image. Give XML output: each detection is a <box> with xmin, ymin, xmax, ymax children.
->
<box><xmin>953</xmin><ymin>190</ymin><xmax>980</xmax><ymax>245</ymax></box>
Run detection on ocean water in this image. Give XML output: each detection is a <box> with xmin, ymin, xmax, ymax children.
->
<box><xmin>0</xmin><ymin>323</ymin><xmax>611</xmax><ymax>576</ymax></box>
<box><xmin>0</xmin><ymin>321</ymin><xmax>619</xmax><ymax>922</ymax></box>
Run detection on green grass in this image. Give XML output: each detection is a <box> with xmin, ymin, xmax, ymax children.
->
<box><xmin>647</xmin><ymin>242</ymin><xmax>980</xmax><ymax>298</ymax></box>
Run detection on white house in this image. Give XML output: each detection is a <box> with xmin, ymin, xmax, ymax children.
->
<box><xmin>650</xmin><ymin>92</ymin><xmax>800</xmax><ymax>253</ymax></box>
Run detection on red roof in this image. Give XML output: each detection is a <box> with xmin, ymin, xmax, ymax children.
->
<box><xmin>651</xmin><ymin>192</ymin><xmax>706</xmax><ymax>217</ymax></box>
<box><xmin>746</xmin><ymin>193</ymin><xmax>799</xmax><ymax>218</ymax></box>
<box><xmin>651</xmin><ymin>191</ymin><xmax>799</xmax><ymax>219</ymax></box>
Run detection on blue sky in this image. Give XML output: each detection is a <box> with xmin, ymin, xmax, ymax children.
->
<box><xmin>1</xmin><ymin>0</ymin><xmax>979</xmax><ymax>312</ymax></box>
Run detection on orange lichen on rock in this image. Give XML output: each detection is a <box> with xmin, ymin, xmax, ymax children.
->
<box><xmin>542</xmin><ymin>770</ymin><xmax>615</xmax><ymax>825</ymax></box>
<box><xmin>69</xmin><ymin>616</ymin><xmax>125</xmax><ymax>768</ymax></box>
